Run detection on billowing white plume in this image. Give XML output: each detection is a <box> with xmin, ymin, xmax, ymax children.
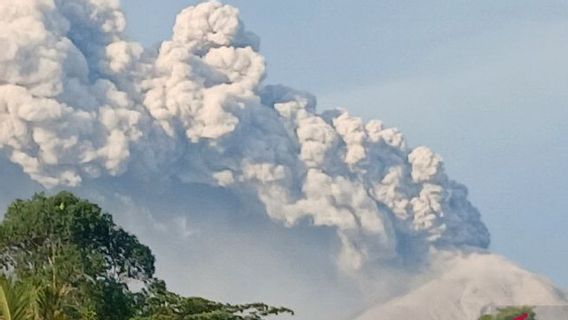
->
<box><xmin>0</xmin><ymin>0</ymin><xmax>490</xmax><ymax>271</ymax></box>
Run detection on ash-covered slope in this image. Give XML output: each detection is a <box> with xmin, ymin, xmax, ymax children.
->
<box><xmin>355</xmin><ymin>252</ymin><xmax>568</xmax><ymax>320</ymax></box>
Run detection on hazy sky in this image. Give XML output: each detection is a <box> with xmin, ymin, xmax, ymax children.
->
<box><xmin>121</xmin><ymin>0</ymin><xmax>568</xmax><ymax>289</ymax></box>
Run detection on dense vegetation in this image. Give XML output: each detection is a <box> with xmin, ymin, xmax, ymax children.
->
<box><xmin>479</xmin><ymin>306</ymin><xmax>536</xmax><ymax>320</ymax></box>
<box><xmin>0</xmin><ymin>192</ymin><xmax>293</xmax><ymax>320</ymax></box>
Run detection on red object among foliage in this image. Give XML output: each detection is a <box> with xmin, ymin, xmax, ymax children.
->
<box><xmin>512</xmin><ymin>313</ymin><xmax>529</xmax><ymax>320</ymax></box>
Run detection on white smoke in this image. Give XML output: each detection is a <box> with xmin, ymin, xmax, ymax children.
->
<box><xmin>0</xmin><ymin>0</ymin><xmax>490</xmax><ymax>273</ymax></box>
<box><xmin>0</xmin><ymin>0</ymin><xmax>144</xmax><ymax>187</ymax></box>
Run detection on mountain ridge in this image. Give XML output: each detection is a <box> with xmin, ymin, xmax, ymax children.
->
<box><xmin>355</xmin><ymin>252</ymin><xmax>568</xmax><ymax>320</ymax></box>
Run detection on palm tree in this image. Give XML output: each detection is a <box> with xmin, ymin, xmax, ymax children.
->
<box><xmin>31</xmin><ymin>283</ymin><xmax>74</xmax><ymax>320</ymax></box>
<box><xmin>0</xmin><ymin>276</ymin><xmax>31</xmax><ymax>320</ymax></box>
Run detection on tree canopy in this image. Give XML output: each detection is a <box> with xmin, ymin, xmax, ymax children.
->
<box><xmin>0</xmin><ymin>192</ymin><xmax>293</xmax><ymax>320</ymax></box>
<box><xmin>478</xmin><ymin>306</ymin><xmax>536</xmax><ymax>320</ymax></box>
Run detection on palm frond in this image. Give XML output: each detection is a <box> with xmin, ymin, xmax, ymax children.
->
<box><xmin>0</xmin><ymin>276</ymin><xmax>31</xmax><ymax>320</ymax></box>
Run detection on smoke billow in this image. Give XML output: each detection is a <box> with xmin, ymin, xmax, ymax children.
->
<box><xmin>0</xmin><ymin>0</ymin><xmax>489</xmax><ymax>268</ymax></box>
<box><xmin>0</xmin><ymin>1</ymin><xmax>564</xmax><ymax>319</ymax></box>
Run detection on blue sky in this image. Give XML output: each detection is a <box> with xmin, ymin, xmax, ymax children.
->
<box><xmin>121</xmin><ymin>0</ymin><xmax>568</xmax><ymax>289</ymax></box>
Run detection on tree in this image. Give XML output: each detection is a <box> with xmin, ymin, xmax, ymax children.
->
<box><xmin>478</xmin><ymin>306</ymin><xmax>536</xmax><ymax>320</ymax></box>
<box><xmin>0</xmin><ymin>192</ymin><xmax>155</xmax><ymax>283</ymax></box>
<box><xmin>132</xmin><ymin>280</ymin><xmax>293</xmax><ymax>320</ymax></box>
<box><xmin>0</xmin><ymin>192</ymin><xmax>155</xmax><ymax>319</ymax></box>
<box><xmin>0</xmin><ymin>192</ymin><xmax>293</xmax><ymax>320</ymax></box>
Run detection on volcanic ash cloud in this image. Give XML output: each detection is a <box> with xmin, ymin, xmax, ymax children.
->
<box><xmin>0</xmin><ymin>0</ymin><xmax>492</xmax><ymax>273</ymax></box>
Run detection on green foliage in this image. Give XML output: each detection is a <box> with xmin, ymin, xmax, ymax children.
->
<box><xmin>478</xmin><ymin>306</ymin><xmax>536</xmax><ymax>320</ymax></box>
<box><xmin>0</xmin><ymin>192</ymin><xmax>155</xmax><ymax>282</ymax></box>
<box><xmin>0</xmin><ymin>276</ymin><xmax>32</xmax><ymax>320</ymax></box>
<box><xmin>0</xmin><ymin>192</ymin><xmax>292</xmax><ymax>320</ymax></box>
<box><xmin>132</xmin><ymin>280</ymin><xmax>293</xmax><ymax>320</ymax></box>
<box><xmin>0</xmin><ymin>192</ymin><xmax>155</xmax><ymax>319</ymax></box>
